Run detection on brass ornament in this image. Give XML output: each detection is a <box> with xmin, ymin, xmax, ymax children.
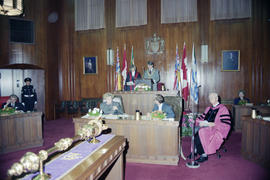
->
<box><xmin>7</xmin><ymin>115</ymin><xmax>108</xmax><ymax>178</ymax></box>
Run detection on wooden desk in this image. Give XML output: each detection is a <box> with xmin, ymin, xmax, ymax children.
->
<box><xmin>0</xmin><ymin>112</ymin><xmax>43</xmax><ymax>154</ymax></box>
<box><xmin>241</xmin><ymin>116</ymin><xmax>270</xmax><ymax>169</ymax></box>
<box><xmin>74</xmin><ymin>117</ymin><xmax>179</xmax><ymax>165</ymax></box>
<box><xmin>233</xmin><ymin>105</ymin><xmax>270</xmax><ymax>131</ymax></box>
<box><xmin>112</xmin><ymin>91</ymin><xmax>178</xmax><ymax>115</ymax></box>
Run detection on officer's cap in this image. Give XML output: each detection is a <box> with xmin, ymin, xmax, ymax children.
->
<box><xmin>147</xmin><ymin>61</ymin><xmax>154</xmax><ymax>66</ymax></box>
<box><xmin>24</xmin><ymin>77</ymin><xmax>32</xmax><ymax>82</ymax></box>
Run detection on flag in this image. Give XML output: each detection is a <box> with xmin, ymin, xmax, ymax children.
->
<box><xmin>130</xmin><ymin>46</ymin><xmax>135</xmax><ymax>67</ymax></box>
<box><xmin>115</xmin><ymin>47</ymin><xmax>122</xmax><ymax>91</ymax></box>
<box><xmin>190</xmin><ymin>43</ymin><xmax>199</xmax><ymax>104</ymax></box>
<box><xmin>121</xmin><ymin>44</ymin><xmax>128</xmax><ymax>87</ymax></box>
<box><xmin>181</xmin><ymin>42</ymin><xmax>189</xmax><ymax>101</ymax></box>
<box><xmin>173</xmin><ymin>44</ymin><xmax>181</xmax><ymax>90</ymax></box>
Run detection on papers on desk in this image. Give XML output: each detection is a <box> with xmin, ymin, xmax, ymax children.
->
<box><xmin>102</xmin><ymin>114</ymin><xmax>132</xmax><ymax>120</ymax></box>
<box><xmin>126</xmin><ymin>81</ymin><xmax>134</xmax><ymax>86</ymax></box>
<box><xmin>199</xmin><ymin>121</ymin><xmax>215</xmax><ymax>127</ymax></box>
<box><xmin>162</xmin><ymin>118</ymin><xmax>175</xmax><ymax>122</ymax></box>
<box><xmin>81</xmin><ymin>114</ymin><xmax>90</xmax><ymax>119</ymax></box>
<box><xmin>262</xmin><ymin>117</ymin><xmax>270</xmax><ymax>122</ymax></box>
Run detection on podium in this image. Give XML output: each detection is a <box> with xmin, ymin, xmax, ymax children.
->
<box><xmin>135</xmin><ymin>79</ymin><xmax>153</xmax><ymax>90</ymax></box>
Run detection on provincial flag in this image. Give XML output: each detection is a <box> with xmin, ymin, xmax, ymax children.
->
<box><xmin>190</xmin><ymin>43</ymin><xmax>199</xmax><ymax>104</ymax></box>
<box><xmin>173</xmin><ymin>44</ymin><xmax>181</xmax><ymax>91</ymax></box>
<box><xmin>115</xmin><ymin>47</ymin><xmax>122</xmax><ymax>91</ymax></box>
<box><xmin>181</xmin><ymin>42</ymin><xmax>189</xmax><ymax>101</ymax></box>
<box><xmin>130</xmin><ymin>46</ymin><xmax>135</xmax><ymax>67</ymax></box>
<box><xmin>121</xmin><ymin>44</ymin><xmax>128</xmax><ymax>86</ymax></box>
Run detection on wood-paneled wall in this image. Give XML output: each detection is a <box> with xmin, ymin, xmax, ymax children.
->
<box><xmin>58</xmin><ymin>0</ymin><xmax>270</xmax><ymax>112</ymax></box>
<box><xmin>1</xmin><ymin>0</ymin><xmax>269</xmax><ymax>118</ymax></box>
<box><xmin>0</xmin><ymin>0</ymin><xmax>59</xmax><ymax>120</ymax></box>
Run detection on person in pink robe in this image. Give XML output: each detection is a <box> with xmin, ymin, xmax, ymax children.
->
<box><xmin>189</xmin><ymin>92</ymin><xmax>231</xmax><ymax>163</ymax></box>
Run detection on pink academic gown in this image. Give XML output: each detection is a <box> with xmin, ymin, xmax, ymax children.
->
<box><xmin>195</xmin><ymin>104</ymin><xmax>231</xmax><ymax>155</ymax></box>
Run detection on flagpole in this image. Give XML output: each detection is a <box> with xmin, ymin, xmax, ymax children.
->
<box><xmin>186</xmin><ymin>101</ymin><xmax>200</xmax><ymax>168</ymax></box>
<box><xmin>186</xmin><ymin>43</ymin><xmax>200</xmax><ymax>168</ymax></box>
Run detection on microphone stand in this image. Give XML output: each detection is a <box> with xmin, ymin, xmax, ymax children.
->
<box><xmin>186</xmin><ymin>104</ymin><xmax>200</xmax><ymax>168</ymax></box>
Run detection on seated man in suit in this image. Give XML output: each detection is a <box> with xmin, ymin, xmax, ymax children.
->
<box><xmin>124</xmin><ymin>65</ymin><xmax>141</xmax><ymax>91</ymax></box>
<box><xmin>100</xmin><ymin>92</ymin><xmax>123</xmax><ymax>115</ymax></box>
<box><xmin>152</xmin><ymin>94</ymin><xmax>175</xmax><ymax>118</ymax></box>
<box><xmin>143</xmin><ymin>61</ymin><xmax>160</xmax><ymax>91</ymax></box>
<box><xmin>1</xmin><ymin>94</ymin><xmax>24</xmax><ymax>111</ymax></box>
<box><xmin>188</xmin><ymin>92</ymin><xmax>231</xmax><ymax>163</ymax></box>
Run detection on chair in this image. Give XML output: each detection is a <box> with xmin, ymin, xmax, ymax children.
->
<box><xmin>164</xmin><ymin>96</ymin><xmax>186</xmax><ymax>160</ymax></box>
<box><xmin>80</xmin><ymin>98</ymin><xmax>102</xmax><ymax>115</ymax></box>
<box><xmin>54</xmin><ymin>101</ymin><xmax>67</xmax><ymax>120</ymax></box>
<box><xmin>216</xmin><ymin>109</ymin><xmax>232</xmax><ymax>159</ymax></box>
<box><xmin>157</xmin><ymin>82</ymin><xmax>165</xmax><ymax>91</ymax></box>
<box><xmin>164</xmin><ymin>96</ymin><xmax>183</xmax><ymax>121</ymax></box>
<box><xmin>67</xmin><ymin>101</ymin><xmax>80</xmax><ymax>117</ymax></box>
<box><xmin>113</xmin><ymin>95</ymin><xmax>125</xmax><ymax>113</ymax></box>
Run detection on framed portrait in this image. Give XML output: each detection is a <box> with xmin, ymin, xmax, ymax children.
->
<box><xmin>83</xmin><ymin>56</ymin><xmax>98</xmax><ymax>74</ymax></box>
<box><xmin>221</xmin><ymin>50</ymin><xmax>240</xmax><ymax>71</ymax></box>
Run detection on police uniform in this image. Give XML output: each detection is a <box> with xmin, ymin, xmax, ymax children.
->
<box><xmin>21</xmin><ymin>78</ymin><xmax>37</xmax><ymax>111</ymax></box>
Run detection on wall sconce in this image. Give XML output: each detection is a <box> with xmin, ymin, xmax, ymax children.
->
<box><xmin>106</xmin><ymin>49</ymin><xmax>114</xmax><ymax>66</ymax></box>
<box><xmin>0</xmin><ymin>0</ymin><xmax>23</xmax><ymax>16</ymax></box>
<box><xmin>201</xmin><ymin>45</ymin><xmax>208</xmax><ymax>63</ymax></box>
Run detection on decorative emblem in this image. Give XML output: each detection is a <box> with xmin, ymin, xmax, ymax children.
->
<box><xmin>62</xmin><ymin>153</ymin><xmax>83</xmax><ymax>160</ymax></box>
<box><xmin>145</xmin><ymin>33</ymin><xmax>165</xmax><ymax>55</ymax></box>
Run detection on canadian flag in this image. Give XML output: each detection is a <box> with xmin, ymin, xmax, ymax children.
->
<box><xmin>181</xmin><ymin>42</ymin><xmax>189</xmax><ymax>101</ymax></box>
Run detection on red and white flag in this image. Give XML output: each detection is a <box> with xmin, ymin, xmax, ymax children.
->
<box><xmin>181</xmin><ymin>42</ymin><xmax>189</xmax><ymax>101</ymax></box>
<box><xmin>121</xmin><ymin>44</ymin><xmax>127</xmax><ymax>87</ymax></box>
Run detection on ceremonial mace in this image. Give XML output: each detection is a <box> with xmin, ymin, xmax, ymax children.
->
<box><xmin>186</xmin><ymin>113</ymin><xmax>200</xmax><ymax>168</ymax></box>
<box><xmin>7</xmin><ymin>116</ymin><xmax>108</xmax><ymax>179</ymax></box>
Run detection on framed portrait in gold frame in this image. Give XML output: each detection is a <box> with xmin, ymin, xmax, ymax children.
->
<box><xmin>83</xmin><ymin>56</ymin><xmax>98</xmax><ymax>74</ymax></box>
<box><xmin>221</xmin><ymin>50</ymin><xmax>240</xmax><ymax>71</ymax></box>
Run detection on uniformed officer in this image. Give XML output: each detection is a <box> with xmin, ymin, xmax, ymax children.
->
<box><xmin>21</xmin><ymin>77</ymin><xmax>37</xmax><ymax>112</ymax></box>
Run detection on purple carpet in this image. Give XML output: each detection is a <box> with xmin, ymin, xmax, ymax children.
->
<box><xmin>0</xmin><ymin>118</ymin><xmax>269</xmax><ymax>180</ymax></box>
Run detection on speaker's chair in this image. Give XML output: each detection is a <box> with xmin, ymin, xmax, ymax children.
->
<box><xmin>112</xmin><ymin>95</ymin><xmax>125</xmax><ymax>113</ymax></box>
<box><xmin>164</xmin><ymin>96</ymin><xmax>183</xmax><ymax>121</ymax></box>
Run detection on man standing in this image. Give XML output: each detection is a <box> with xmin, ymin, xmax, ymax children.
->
<box><xmin>143</xmin><ymin>61</ymin><xmax>160</xmax><ymax>91</ymax></box>
<box><xmin>21</xmin><ymin>77</ymin><xmax>37</xmax><ymax>112</ymax></box>
<box><xmin>189</xmin><ymin>92</ymin><xmax>231</xmax><ymax>163</ymax></box>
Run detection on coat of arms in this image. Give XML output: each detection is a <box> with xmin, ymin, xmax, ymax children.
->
<box><xmin>145</xmin><ymin>33</ymin><xmax>165</xmax><ymax>55</ymax></box>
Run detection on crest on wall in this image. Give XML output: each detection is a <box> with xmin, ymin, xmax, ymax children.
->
<box><xmin>145</xmin><ymin>33</ymin><xmax>165</xmax><ymax>55</ymax></box>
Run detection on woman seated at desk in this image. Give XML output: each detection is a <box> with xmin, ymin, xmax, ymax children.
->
<box><xmin>152</xmin><ymin>94</ymin><xmax>175</xmax><ymax>118</ymax></box>
<box><xmin>100</xmin><ymin>93</ymin><xmax>123</xmax><ymax>115</ymax></box>
<box><xmin>234</xmin><ymin>90</ymin><xmax>250</xmax><ymax>105</ymax></box>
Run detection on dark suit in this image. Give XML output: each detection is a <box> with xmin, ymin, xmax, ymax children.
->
<box><xmin>2</xmin><ymin>102</ymin><xmax>25</xmax><ymax>111</ymax></box>
<box><xmin>152</xmin><ymin>103</ymin><xmax>175</xmax><ymax>118</ymax></box>
<box><xmin>100</xmin><ymin>102</ymin><xmax>123</xmax><ymax>115</ymax></box>
<box><xmin>124</xmin><ymin>71</ymin><xmax>141</xmax><ymax>91</ymax></box>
